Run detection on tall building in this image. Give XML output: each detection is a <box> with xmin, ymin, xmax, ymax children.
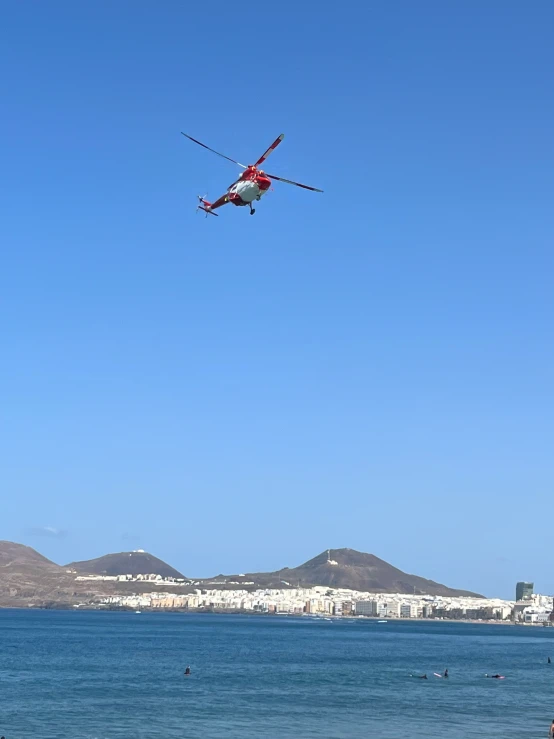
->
<box><xmin>355</xmin><ymin>600</ymin><xmax>378</xmax><ymax>617</ymax></box>
<box><xmin>516</xmin><ymin>581</ymin><xmax>533</xmax><ymax>601</ymax></box>
<box><xmin>378</xmin><ymin>602</ymin><xmax>389</xmax><ymax>618</ymax></box>
<box><xmin>400</xmin><ymin>603</ymin><xmax>416</xmax><ymax>618</ymax></box>
<box><xmin>342</xmin><ymin>601</ymin><xmax>353</xmax><ymax>616</ymax></box>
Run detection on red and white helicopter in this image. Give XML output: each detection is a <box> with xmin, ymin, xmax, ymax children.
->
<box><xmin>181</xmin><ymin>132</ymin><xmax>323</xmax><ymax>216</ymax></box>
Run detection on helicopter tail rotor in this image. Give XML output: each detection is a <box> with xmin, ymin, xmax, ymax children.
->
<box><xmin>196</xmin><ymin>195</ymin><xmax>218</xmax><ymax>217</ymax></box>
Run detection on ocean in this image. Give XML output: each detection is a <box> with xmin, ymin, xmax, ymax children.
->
<box><xmin>1</xmin><ymin>609</ymin><xmax>553</xmax><ymax>738</ymax></box>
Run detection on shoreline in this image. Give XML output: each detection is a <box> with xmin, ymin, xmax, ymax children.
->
<box><xmin>2</xmin><ymin>604</ymin><xmax>551</xmax><ymax>627</ymax></box>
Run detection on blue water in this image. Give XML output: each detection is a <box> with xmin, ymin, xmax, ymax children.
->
<box><xmin>1</xmin><ymin>610</ymin><xmax>554</xmax><ymax>738</ymax></box>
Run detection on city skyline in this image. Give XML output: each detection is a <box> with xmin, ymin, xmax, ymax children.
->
<box><xmin>1</xmin><ymin>538</ymin><xmax>549</xmax><ymax>602</ymax></box>
<box><xmin>91</xmin><ymin>586</ymin><xmax>554</xmax><ymax>625</ymax></box>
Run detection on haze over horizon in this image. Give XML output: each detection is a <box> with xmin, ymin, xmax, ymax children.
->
<box><xmin>2</xmin><ymin>1</ymin><xmax>553</xmax><ymax>601</ymax></box>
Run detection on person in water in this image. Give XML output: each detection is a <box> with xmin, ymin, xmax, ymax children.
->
<box><xmin>443</xmin><ymin>668</ymin><xmax>449</xmax><ymax>678</ymax></box>
<box><xmin>548</xmin><ymin>657</ymin><xmax>551</xmax><ymax>664</ymax></box>
<box><xmin>486</xmin><ymin>673</ymin><xmax>502</xmax><ymax>679</ymax></box>
<box><xmin>549</xmin><ymin>719</ymin><xmax>554</xmax><ymax>738</ymax></box>
<box><xmin>184</xmin><ymin>666</ymin><xmax>191</xmax><ymax>676</ymax></box>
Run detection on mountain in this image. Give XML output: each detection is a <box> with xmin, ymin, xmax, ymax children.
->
<box><xmin>217</xmin><ymin>548</ymin><xmax>482</xmax><ymax>597</ymax></box>
<box><xmin>0</xmin><ymin>541</ymin><xmax>481</xmax><ymax>608</ymax></box>
<box><xmin>67</xmin><ymin>551</ymin><xmax>185</xmax><ymax>579</ymax></box>
<box><xmin>0</xmin><ymin>540</ymin><xmax>60</xmax><ymax>573</ymax></box>
<box><xmin>0</xmin><ymin>540</ymin><xmax>81</xmax><ymax>606</ymax></box>
<box><xmin>0</xmin><ymin>542</ymin><xmax>187</xmax><ymax>607</ymax></box>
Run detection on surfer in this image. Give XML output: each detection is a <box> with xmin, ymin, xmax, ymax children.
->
<box><xmin>443</xmin><ymin>668</ymin><xmax>449</xmax><ymax>678</ymax></box>
<box><xmin>184</xmin><ymin>666</ymin><xmax>191</xmax><ymax>676</ymax></box>
<box><xmin>548</xmin><ymin>657</ymin><xmax>551</xmax><ymax>664</ymax></box>
<box><xmin>485</xmin><ymin>674</ymin><xmax>503</xmax><ymax>679</ymax></box>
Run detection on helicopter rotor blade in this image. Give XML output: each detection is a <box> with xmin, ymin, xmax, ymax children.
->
<box><xmin>254</xmin><ymin>134</ymin><xmax>285</xmax><ymax>167</ymax></box>
<box><xmin>265</xmin><ymin>172</ymin><xmax>323</xmax><ymax>192</ymax></box>
<box><xmin>181</xmin><ymin>133</ymin><xmax>246</xmax><ymax>168</ymax></box>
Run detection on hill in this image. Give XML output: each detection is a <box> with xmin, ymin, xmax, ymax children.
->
<box><xmin>217</xmin><ymin>548</ymin><xmax>482</xmax><ymax>597</ymax></box>
<box><xmin>0</xmin><ymin>540</ymin><xmax>83</xmax><ymax>606</ymax></box>
<box><xmin>0</xmin><ymin>542</ymin><xmax>187</xmax><ymax>608</ymax></box>
<box><xmin>0</xmin><ymin>540</ymin><xmax>58</xmax><ymax>570</ymax></box>
<box><xmin>0</xmin><ymin>542</ymin><xmax>188</xmax><ymax>607</ymax></box>
<box><xmin>0</xmin><ymin>541</ymin><xmax>481</xmax><ymax>608</ymax></box>
<box><xmin>67</xmin><ymin>551</ymin><xmax>185</xmax><ymax>579</ymax></box>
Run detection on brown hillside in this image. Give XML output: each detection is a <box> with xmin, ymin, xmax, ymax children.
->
<box><xmin>218</xmin><ymin>548</ymin><xmax>482</xmax><ymax>597</ymax></box>
<box><xmin>0</xmin><ymin>540</ymin><xmax>76</xmax><ymax>606</ymax></box>
<box><xmin>67</xmin><ymin>551</ymin><xmax>185</xmax><ymax>579</ymax></box>
<box><xmin>0</xmin><ymin>540</ymin><xmax>58</xmax><ymax>569</ymax></box>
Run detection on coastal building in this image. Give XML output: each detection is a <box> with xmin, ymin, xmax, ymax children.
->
<box><xmin>513</xmin><ymin>602</ymin><xmax>530</xmax><ymax>622</ymax></box>
<box><xmin>355</xmin><ymin>600</ymin><xmax>378</xmax><ymax>617</ymax></box>
<box><xmin>386</xmin><ymin>602</ymin><xmax>400</xmax><ymax>617</ymax></box>
<box><xmin>97</xmin><ymin>586</ymin><xmax>523</xmax><ymax>624</ymax></box>
<box><xmin>499</xmin><ymin>605</ymin><xmax>513</xmax><ymax>620</ymax></box>
<box><xmin>523</xmin><ymin>610</ymin><xmax>550</xmax><ymax>624</ymax></box>
<box><xmin>449</xmin><ymin>608</ymin><xmax>465</xmax><ymax>620</ymax></box>
<box><xmin>342</xmin><ymin>601</ymin><xmax>353</xmax><ymax>616</ymax></box>
<box><xmin>516</xmin><ymin>582</ymin><xmax>533</xmax><ymax>601</ymax></box>
<box><xmin>400</xmin><ymin>603</ymin><xmax>417</xmax><ymax>618</ymax></box>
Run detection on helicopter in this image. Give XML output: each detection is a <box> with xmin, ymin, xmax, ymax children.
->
<box><xmin>181</xmin><ymin>132</ymin><xmax>323</xmax><ymax>216</ymax></box>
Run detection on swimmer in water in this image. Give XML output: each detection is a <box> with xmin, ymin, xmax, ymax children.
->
<box><xmin>485</xmin><ymin>673</ymin><xmax>503</xmax><ymax>679</ymax></box>
<box><xmin>184</xmin><ymin>666</ymin><xmax>191</xmax><ymax>676</ymax></box>
<box><xmin>549</xmin><ymin>719</ymin><xmax>554</xmax><ymax>739</ymax></box>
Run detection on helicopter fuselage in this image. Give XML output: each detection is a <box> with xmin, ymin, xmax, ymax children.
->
<box><xmin>228</xmin><ymin>167</ymin><xmax>272</xmax><ymax>206</ymax></box>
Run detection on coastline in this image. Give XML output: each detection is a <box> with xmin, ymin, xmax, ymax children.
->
<box><xmin>3</xmin><ymin>603</ymin><xmax>550</xmax><ymax>626</ymax></box>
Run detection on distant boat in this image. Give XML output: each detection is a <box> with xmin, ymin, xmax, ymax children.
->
<box><xmin>378</xmin><ymin>620</ymin><xmax>388</xmax><ymax>623</ymax></box>
<box><xmin>135</xmin><ymin>610</ymin><xmax>142</xmax><ymax>614</ymax></box>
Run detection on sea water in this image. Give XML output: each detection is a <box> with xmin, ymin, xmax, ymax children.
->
<box><xmin>1</xmin><ymin>609</ymin><xmax>553</xmax><ymax>738</ymax></box>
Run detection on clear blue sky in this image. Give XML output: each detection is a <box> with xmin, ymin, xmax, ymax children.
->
<box><xmin>1</xmin><ymin>2</ymin><xmax>553</xmax><ymax>599</ymax></box>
